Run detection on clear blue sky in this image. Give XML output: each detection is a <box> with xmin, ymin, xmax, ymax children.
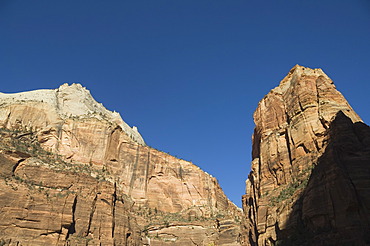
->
<box><xmin>1</xmin><ymin>0</ymin><xmax>370</xmax><ymax>207</ymax></box>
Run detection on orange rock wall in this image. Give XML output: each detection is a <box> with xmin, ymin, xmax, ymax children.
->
<box><xmin>0</xmin><ymin>84</ymin><xmax>241</xmax><ymax>245</ymax></box>
<box><xmin>243</xmin><ymin>65</ymin><xmax>370</xmax><ymax>245</ymax></box>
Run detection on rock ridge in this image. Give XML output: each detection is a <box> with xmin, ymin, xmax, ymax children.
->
<box><xmin>0</xmin><ymin>83</ymin><xmax>145</xmax><ymax>145</ymax></box>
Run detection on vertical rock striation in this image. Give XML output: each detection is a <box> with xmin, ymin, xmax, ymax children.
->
<box><xmin>243</xmin><ymin>65</ymin><xmax>370</xmax><ymax>245</ymax></box>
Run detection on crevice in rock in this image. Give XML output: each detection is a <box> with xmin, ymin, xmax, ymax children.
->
<box><xmin>316</xmin><ymin>79</ymin><xmax>330</xmax><ymax>134</ymax></box>
<box><xmin>100</xmin><ymin>198</ymin><xmax>110</xmax><ymax>205</ymax></box>
<box><xmin>86</xmin><ymin>194</ymin><xmax>98</xmax><ymax>236</ymax></box>
<box><xmin>15</xmin><ymin>217</ymin><xmax>41</xmax><ymax>222</ymax></box>
<box><xmin>125</xmin><ymin>232</ymin><xmax>131</xmax><ymax>246</ymax></box>
<box><xmin>66</xmin><ymin>195</ymin><xmax>77</xmax><ymax>240</ymax></box>
<box><xmin>192</xmin><ymin>184</ymin><xmax>203</xmax><ymax>197</ymax></box>
<box><xmin>306</xmin><ymin>120</ymin><xmax>322</xmax><ymax>152</ymax></box>
<box><xmin>12</xmin><ymin>158</ymin><xmax>25</xmax><ymax>176</ymax></box>
<box><xmin>178</xmin><ymin>165</ymin><xmax>184</xmax><ymax>181</ymax></box>
<box><xmin>297</xmin><ymin>144</ymin><xmax>309</xmax><ymax>154</ymax></box>
<box><xmin>251</xmin><ymin>183</ymin><xmax>259</xmax><ymax>244</ymax></box>
<box><xmin>57</xmin><ymin>194</ymin><xmax>70</xmax><ymax>244</ymax></box>
<box><xmin>298</xmin><ymin>98</ymin><xmax>305</xmax><ymax>113</ymax></box>
<box><xmin>184</xmin><ymin>182</ymin><xmax>193</xmax><ymax>197</ymax></box>
<box><xmin>190</xmin><ymin>237</ymin><xmax>199</xmax><ymax>246</ymax></box>
<box><xmin>14</xmin><ymin>132</ymin><xmax>34</xmax><ymax>139</ymax></box>
<box><xmin>40</xmin><ymin>230</ymin><xmax>62</xmax><ymax>236</ymax></box>
<box><xmin>312</xmin><ymin>137</ymin><xmax>320</xmax><ymax>152</ymax></box>
<box><xmin>2</xmin><ymin>112</ymin><xmax>11</xmax><ymax>129</ymax></box>
<box><xmin>98</xmin><ymin>219</ymin><xmax>102</xmax><ymax>242</ymax></box>
<box><xmin>112</xmin><ymin>182</ymin><xmax>117</xmax><ymax>238</ymax></box>
<box><xmin>285</xmin><ymin>111</ymin><xmax>291</xmax><ymax>124</ymax></box>
<box><xmin>319</xmin><ymin>117</ymin><xmax>329</xmax><ymax>130</ymax></box>
<box><xmin>284</xmin><ymin>130</ymin><xmax>293</xmax><ymax>166</ymax></box>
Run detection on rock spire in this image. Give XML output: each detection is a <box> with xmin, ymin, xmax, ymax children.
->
<box><xmin>242</xmin><ymin>65</ymin><xmax>370</xmax><ymax>245</ymax></box>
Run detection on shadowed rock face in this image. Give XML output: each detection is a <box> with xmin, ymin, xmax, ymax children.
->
<box><xmin>0</xmin><ymin>84</ymin><xmax>241</xmax><ymax>245</ymax></box>
<box><xmin>242</xmin><ymin>65</ymin><xmax>370</xmax><ymax>245</ymax></box>
<box><xmin>294</xmin><ymin>111</ymin><xmax>370</xmax><ymax>245</ymax></box>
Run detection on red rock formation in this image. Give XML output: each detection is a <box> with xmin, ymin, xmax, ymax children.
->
<box><xmin>0</xmin><ymin>84</ymin><xmax>241</xmax><ymax>245</ymax></box>
<box><xmin>243</xmin><ymin>65</ymin><xmax>370</xmax><ymax>245</ymax></box>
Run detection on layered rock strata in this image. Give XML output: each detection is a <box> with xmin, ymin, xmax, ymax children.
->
<box><xmin>242</xmin><ymin>65</ymin><xmax>370</xmax><ymax>245</ymax></box>
<box><xmin>0</xmin><ymin>84</ymin><xmax>241</xmax><ymax>245</ymax></box>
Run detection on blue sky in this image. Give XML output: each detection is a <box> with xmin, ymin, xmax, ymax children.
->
<box><xmin>1</xmin><ymin>0</ymin><xmax>370</xmax><ymax>207</ymax></box>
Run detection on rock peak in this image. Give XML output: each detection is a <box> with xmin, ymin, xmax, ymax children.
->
<box><xmin>288</xmin><ymin>64</ymin><xmax>324</xmax><ymax>74</ymax></box>
<box><xmin>243</xmin><ymin>66</ymin><xmax>366</xmax><ymax>245</ymax></box>
<box><xmin>59</xmin><ymin>82</ymin><xmax>84</xmax><ymax>88</ymax></box>
<box><xmin>272</xmin><ymin>65</ymin><xmax>330</xmax><ymax>95</ymax></box>
<box><xmin>0</xmin><ymin>83</ymin><xmax>146</xmax><ymax>145</ymax></box>
<box><xmin>57</xmin><ymin>83</ymin><xmax>92</xmax><ymax>97</ymax></box>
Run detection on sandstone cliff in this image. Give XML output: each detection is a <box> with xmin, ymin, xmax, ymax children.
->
<box><xmin>0</xmin><ymin>84</ymin><xmax>241</xmax><ymax>245</ymax></box>
<box><xmin>242</xmin><ymin>65</ymin><xmax>370</xmax><ymax>245</ymax></box>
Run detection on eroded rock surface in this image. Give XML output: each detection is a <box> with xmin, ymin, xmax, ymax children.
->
<box><xmin>242</xmin><ymin>65</ymin><xmax>370</xmax><ymax>245</ymax></box>
<box><xmin>0</xmin><ymin>84</ymin><xmax>241</xmax><ymax>245</ymax></box>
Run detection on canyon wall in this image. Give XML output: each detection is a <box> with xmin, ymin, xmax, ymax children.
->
<box><xmin>243</xmin><ymin>65</ymin><xmax>370</xmax><ymax>245</ymax></box>
<box><xmin>0</xmin><ymin>84</ymin><xmax>241</xmax><ymax>245</ymax></box>
<box><xmin>2</xmin><ymin>66</ymin><xmax>368</xmax><ymax>245</ymax></box>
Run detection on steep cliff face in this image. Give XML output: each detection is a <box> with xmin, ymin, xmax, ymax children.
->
<box><xmin>0</xmin><ymin>84</ymin><xmax>241</xmax><ymax>245</ymax></box>
<box><xmin>243</xmin><ymin>65</ymin><xmax>370</xmax><ymax>245</ymax></box>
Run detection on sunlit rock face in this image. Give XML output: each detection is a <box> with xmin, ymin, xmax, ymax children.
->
<box><xmin>242</xmin><ymin>65</ymin><xmax>370</xmax><ymax>245</ymax></box>
<box><xmin>0</xmin><ymin>84</ymin><xmax>242</xmax><ymax>245</ymax></box>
